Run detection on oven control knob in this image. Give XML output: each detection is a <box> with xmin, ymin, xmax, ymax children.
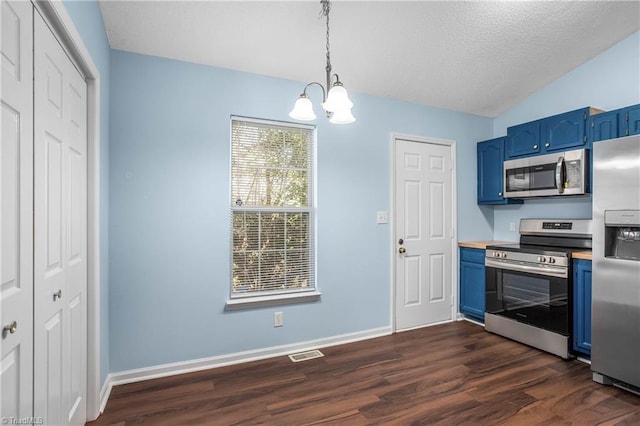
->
<box><xmin>501</xmin><ymin>252</ymin><xmax>507</xmax><ymax>258</ymax></box>
<box><xmin>548</xmin><ymin>257</ymin><xmax>556</xmax><ymax>264</ymax></box>
<box><xmin>538</xmin><ymin>256</ymin><xmax>546</xmax><ymax>263</ymax></box>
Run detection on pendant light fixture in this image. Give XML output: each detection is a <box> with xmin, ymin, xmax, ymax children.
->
<box><xmin>289</xmin><ymin>0</ymin><xmax>355</xmax><ymax>124</ymax></box>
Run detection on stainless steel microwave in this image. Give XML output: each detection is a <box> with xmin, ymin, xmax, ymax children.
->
<box><xmin>503</xmin><ymin>148</ymin><xmax>588</xmax><ymax>198</ymax></box>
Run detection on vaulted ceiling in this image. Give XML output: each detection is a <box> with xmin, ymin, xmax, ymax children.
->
<box><xmin>99</xmin><ymin>1</ymin><xmax>640</xmax><ymax>117</ymax></box>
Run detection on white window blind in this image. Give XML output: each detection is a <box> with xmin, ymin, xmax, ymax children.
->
<box><xmin>230</xmin><ymin>117</ymin><xmax>315</xmax><ymax>298</ymax></box>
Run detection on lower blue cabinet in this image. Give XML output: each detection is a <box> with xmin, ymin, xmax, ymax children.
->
<box><xmin>459</xmin><ymin>247</ymin><xmax>485</xmax><ymax>321</ymax></box>
<box><xmin>573</xmin><ymin>259</ymin><xmax>592</xmax><ymax>356</ymax></box>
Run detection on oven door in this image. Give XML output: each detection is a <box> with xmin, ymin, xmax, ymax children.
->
<box><xmin>486</xmin><ymin>259</ymin><xmax>570</xmax><ymax>335</ymax></box>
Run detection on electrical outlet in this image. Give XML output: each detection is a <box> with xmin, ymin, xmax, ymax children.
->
<box><xmin>274</xmin><ymin>312</ymin><xmax>284</xmax><ymax>327</ymax></box>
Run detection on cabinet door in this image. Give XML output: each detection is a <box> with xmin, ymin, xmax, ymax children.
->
<box><xmin>506</xmin><ymin>121</ymin><xmax>541</xmax><ymax>158</ymax></box>
<box><xmin>477</xmin><ymin>138</ymin><xmax>523</xmax><ymax>205</ymax></box>
<box><xmin>477</xmin><ymin>138</ymin><xmax>505</xmax><ymax>204</ymax></box>
<box><xmin>542</xmin><ymin>108</ymin><xmax>588</xmax><ymax>152</ymax></box>
<box><xmin>460</xmin><ymin>248</ymin><xmax>485</xmax><ymax>321</ymax></box>
<box><xmin>619</xmin><ymin>104</ymin><xmax>640</xmax><ymax>137</ymax></box>
<box><xmin>573</xmin><ymin>259</ymin><xmax>592</xmax><ymax>356</ymax></box>
<box><xmin>590</xmin><ymin>110</ymin><xmax>619</xmax><ymax>142</ymax></box>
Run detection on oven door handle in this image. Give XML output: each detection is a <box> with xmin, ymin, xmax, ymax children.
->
<box><xmin>485</xmin><ymin>258</ymin><xmax>568</xmax><ymax>279</ymax></box>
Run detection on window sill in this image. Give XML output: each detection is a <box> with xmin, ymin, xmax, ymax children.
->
<box><xmin>225</xmin><ymin>291</ymin><xmax>322</xmax><ymax>311</ymax></box>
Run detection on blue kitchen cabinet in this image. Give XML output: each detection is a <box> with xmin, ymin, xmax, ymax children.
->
<box><xmin>477</xmin><ymin>137</ymin><xmax>523</xmax><ymax>205</ymax></box>
<box><xmin>459</xmin><ymin>247</ymin><xmax>485</xmax><ymax>321</ymax></box>
<box><xmin>590</xmin><ymin>110</ymin><xmax>619</xmax><ymax>142</ymax></box>
<box><xmin>573</xmin><ymin>258</ymin><xmax>592</xmax><ymax>356</ymax></box>
<box><xmin>506</xmin><ymin>120</ymin><xmax>541</xmax><ymax>158</ymax></box>
<box><xmin>506</xmin><ymin>107</ymin><xmax>600</xmax><ymax>159</ymax></box>
<box><xmin>541</xmin><ymin>108</ymin><xmax>591</xmax><ymax>152</ymax></box>
<box><xmin>590</xmin><ymin>104</ymin><xmax>640</xmax><ymax>142</ymax></box>
<box><xmin>619</xmin><ymin>104</ymin><xmax>640</xmax><ymax>137</ymax></box>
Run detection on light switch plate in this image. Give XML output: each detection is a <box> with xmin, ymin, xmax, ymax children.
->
<box><xmin>377</xmin><ymin>211</ymin><xmax>388</xmax><ymax>224</ymax></box>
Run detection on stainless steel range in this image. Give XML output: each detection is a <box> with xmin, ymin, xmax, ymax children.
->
<box><xmin>485</xmin><ymin>219</ymin><xmax>592</xmax><ymax>359</ymax></box>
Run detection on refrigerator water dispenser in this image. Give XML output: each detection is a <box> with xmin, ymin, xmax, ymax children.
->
<box><xmin>604</xmin><ymin>210</ymin><xmax>640</xmax><ymax>261</ymax></box>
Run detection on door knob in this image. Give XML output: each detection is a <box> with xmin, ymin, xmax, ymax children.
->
<box><xmin>398</xmin><ymin>247</ymin><xmax>406</xmax><ymax>254</ymax></box>
<box><xmin>3</xmin><ymin>321</ymin><xmax>17</xmax><ymax>335</ymax></box>
<box><xmin>53</xmin><ymin>289</ymin><xmax>62</xmax><ymax>301</ymax></box>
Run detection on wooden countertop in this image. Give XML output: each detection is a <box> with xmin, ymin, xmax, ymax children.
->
<box><xmin>458</xmin><ymin>241</ymin><xmax>517</xmax><ymax>249</ymax></box>
<box><xmin>572</xmin><ymin>251</ymin><xmax>592</xmax><ymax>260</ymax></box>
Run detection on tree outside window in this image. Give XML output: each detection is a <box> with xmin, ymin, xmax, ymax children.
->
<box><xmin>230</xmin><ymin>118</ymin><xmax>315</xmax><ymax>297</ymax></box>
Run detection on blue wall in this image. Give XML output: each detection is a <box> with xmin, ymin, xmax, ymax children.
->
<box><xmin>108</xmin><ymin>50</ymin><xmax>492</xmax><ymax>372</ymax></box>
<box><xmin>491</xmin><ymin>31</ymin><xmax>640</xmax><ymax>241</ymax></box>
<box><xmin>62</xmin><ymin>0</ymin><xmax>111</xmax><ymax>385</ymax></box>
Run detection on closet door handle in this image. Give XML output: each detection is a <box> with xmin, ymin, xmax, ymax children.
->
<box><xmin>3</xmin><ymin>321</ymin><xmax>17</xmax><ymax>335</ymax></box>
<box><xmin>53</xmin><ymin>289</ymin><xmax>62</xmax><ymax>301</ymax></box>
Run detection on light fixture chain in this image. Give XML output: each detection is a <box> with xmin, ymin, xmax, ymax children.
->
<box><xmin>322</xmin><ymin>0</ymin><xmax>332</xmax><ymax>74</ymax></box>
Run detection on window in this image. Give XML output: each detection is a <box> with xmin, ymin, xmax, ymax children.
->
<box><xmin>230</xmin><ymin>117</ymin><xmax>315</xmax><ymax>301</ymax></box>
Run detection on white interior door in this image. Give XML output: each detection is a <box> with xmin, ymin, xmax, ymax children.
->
<box><xmin>395</xmin><ymin>138</ymin><xmax>453</xmax><ymax>331</ymax></box>
<box><xmin>33</xmin><ymin>10</ymin><xmax>87</xmax><ymax>426</ymax></box>
<box><xmin>1</xmin><ymin>0</ymin><xmax>34</xmax><ymax>419</ymax></box>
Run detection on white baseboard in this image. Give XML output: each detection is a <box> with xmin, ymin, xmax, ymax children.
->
<box><xmin>100</xmin><ymin>326</ymin><xmax>392</xmax><ymax>406</ymax></box>
<box><xmin>99</xmin><ymin>375</ymin><xmax>113</xmax><ymax>414</ymax></box>
<box><xmin>460</xmin><ymin>316</ymin><xmax>485</xmax><ymax>327</ymax></box>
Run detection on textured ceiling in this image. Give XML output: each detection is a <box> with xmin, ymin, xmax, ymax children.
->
<box><xmin>99</xmin><ymin>1</ymin><xmax>640</xmax><ymax>117</ymax></box>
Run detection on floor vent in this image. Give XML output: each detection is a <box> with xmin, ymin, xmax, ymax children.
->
<box><xmin>288</xmin><ymin>349</ymin><xmax>324</xmax><ymax>363</ymax></box>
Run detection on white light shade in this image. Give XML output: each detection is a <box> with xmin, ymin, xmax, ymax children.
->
<box><xmin>289</xmin><ymin>96</ymin><xmax>317</xmax><ymax>121</ymax></box>
<box><xmin>329</xmin><ymin>107</ymin><xmax>356</xmax><ymax>124</ymax></box>
<box><xmin>322</xmin><ymin>85</ymin><xmax>353</xmax><ymax>112</ymax></box>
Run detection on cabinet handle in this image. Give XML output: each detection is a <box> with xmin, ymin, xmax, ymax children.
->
<box><xmin>53</xmin><ymin>289</ymin><xmax>62</xmax><ymax>301</ymax></box>
<box><xmin>533</xmin><ymin>144</ymin><xmax>538</xmax><ymax>149</ymax></box>
<box><xmin>545</xmin><ymin>143</ymin><xmax>550</xmax><ymax>148</ymax></box>
<box><xmin>498</xmin><ymin>192</ymin><xmax>503</xmax><ymax>196</ymax></box>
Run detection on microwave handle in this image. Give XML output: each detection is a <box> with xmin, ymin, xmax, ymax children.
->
<box><xmin>555</xmin><ymin>157</ymin><xmax>565</xmax><ymax>194</ymax></box>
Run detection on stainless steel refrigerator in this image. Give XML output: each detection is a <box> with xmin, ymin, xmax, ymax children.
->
<box><xmin>592</xmin><ymin>135</ymin><xmax>640</xmax><ymax>393</ymax></box>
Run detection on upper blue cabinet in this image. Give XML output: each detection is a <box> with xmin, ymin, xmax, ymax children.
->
<box><xmin>505</xmin><ymin>120</ymin><xmax>541</xmax><ymax>158</ymax></box>
<box><xmin>506</xmin><ymin>107</ymin><xmax>603</xmax><ymax>159</ymax></box>
<box><xmin>477</xmin><ymin>137</ymin><xmax>523</xmax><ymax>205</ymax></box>
<box><xmin>620</xmin><ymin>104</ymin><xmax>640</xmax><ymax>137</ymax></box>
<box><xmin>590</xmin><ymin>110</ymin><xmax>619</xmax><ymax>142</ymax></box>
<box><xmin>590</xmin><ymin>104</ymin><xmax>640</xmax><ymax>142</ymax></box>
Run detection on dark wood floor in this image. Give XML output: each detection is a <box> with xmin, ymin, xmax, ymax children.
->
<box><xmin>89</xmin><ymin>321</ymin><xmax>639</xmax><ymax>425</ymax></box>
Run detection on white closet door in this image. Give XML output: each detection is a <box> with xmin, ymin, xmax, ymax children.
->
<box><xmin>395</xmin><ymin>139</ymin><xmax>453</xmax><ymax>330</ymax></box>
<box><xmin>1</xmin><ymin>0</ymin><xmax>34</xmax><ymax>420</ymax></box>
<box><xmin>33</xmin><ymin>10</ymin><xmax>87</xmax><ymax>426</ymax></box>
